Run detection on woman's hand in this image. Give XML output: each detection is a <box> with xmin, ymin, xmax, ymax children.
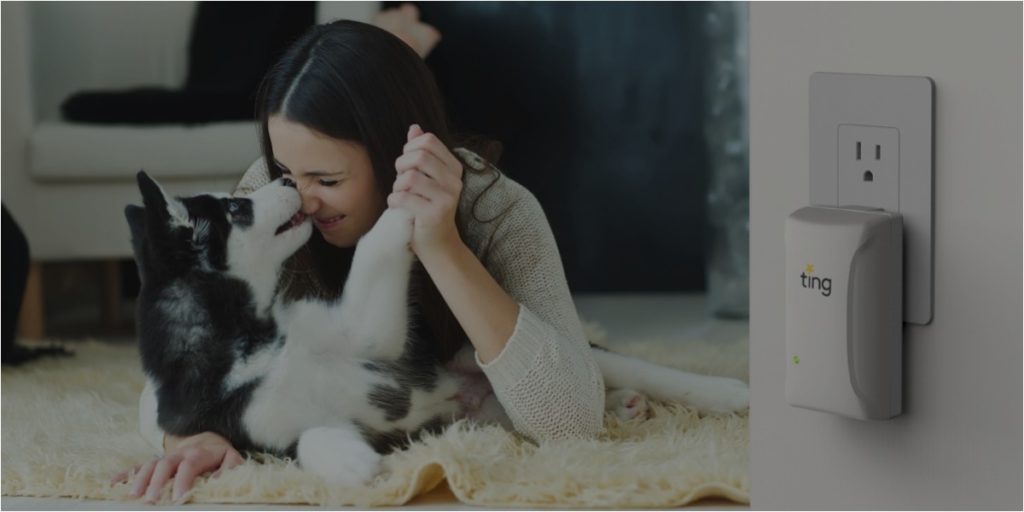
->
<box><xmin>372</xmin><ymin>3</ymin><xmax>442</xmax><ymax>58</ymax></box>
<box><xmin>388</xmin><ymin>124</ymin><xmax>465</xmax><ymax>259</ymax></box>
<box><xmin>111</xmin><ymin>431</ymin><xmax>243</xmax><ymax>503</ymax></box>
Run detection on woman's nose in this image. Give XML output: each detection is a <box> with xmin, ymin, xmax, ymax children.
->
<box><xmin>300</xmin><ymin>191</ymin><xmax>320</xmax><ymax>215</ymax></box>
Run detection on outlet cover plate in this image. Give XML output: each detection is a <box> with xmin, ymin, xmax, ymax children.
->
<box><xmin>810</xmin><ymin>72</ymin><xmax>934</xmax><ymax>325</ymax></box>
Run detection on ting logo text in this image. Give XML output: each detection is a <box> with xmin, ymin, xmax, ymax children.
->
<box><xmin>800</xmin><ymin>263</ymin><xmax>832</xmax><ymax>297</ymax></box>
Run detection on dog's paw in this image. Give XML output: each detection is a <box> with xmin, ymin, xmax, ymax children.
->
<box><xmin>358</xmin><ymin>208</ymin><xmax>414</xmax><ymax>264</ymax></box>
<box><xmin>297</xmin><ymin>426</ymin><xmax>382</xmax><ymax>487</ymax></box>
<box><xmin>606</xmin><ymin>388</ymin><xmax>650</xmax><ymax>421</ymax></box>
<box><xmin>687</xmin><ymin>377</ymin><xmax>749</xmax><ymax>414</ymax></box>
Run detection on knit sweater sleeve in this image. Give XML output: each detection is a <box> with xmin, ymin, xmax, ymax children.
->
<box><xmin>470</xmin><ymin>185</ymin><xmax>606</xmax><ymax>441</ymax></box>
<box><xmin>233</xmin><ymin>157</ymin><xmax>272</xmax><ymax>196</ymax></box>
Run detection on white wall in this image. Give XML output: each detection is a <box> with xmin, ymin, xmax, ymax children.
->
<box><xmin>749</xmin><ymin>2</ymin><xmax>1021</xmax><ymax>509</ymax></box>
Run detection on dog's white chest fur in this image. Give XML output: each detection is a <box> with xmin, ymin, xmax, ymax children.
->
<box><xmin>239</xmin><ymin>340</ymin><xmax>461</xmax><ymax>451</ymax></box>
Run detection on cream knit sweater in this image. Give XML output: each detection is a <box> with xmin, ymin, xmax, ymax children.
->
<box><xmin>138</xmin><ymin>147</ymin><xmax>605</xmax><ymax>451</ymax></box>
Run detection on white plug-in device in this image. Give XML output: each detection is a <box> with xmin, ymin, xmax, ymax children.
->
<box><xmin>785</xmin><ymin>205</ymin><xmax>903</xmax><ymax>420</ymax></box>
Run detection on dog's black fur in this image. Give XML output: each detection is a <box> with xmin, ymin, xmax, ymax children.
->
<box><xmin>127</xmin><ymin>174</ymin><xmax>283</xmax><ymax>454</ymax></box>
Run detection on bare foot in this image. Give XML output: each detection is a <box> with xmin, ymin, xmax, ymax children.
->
<box><xmin>606</xmin><ymin>388</ymin><xmax>650</xmax><ymax>421</ymax></box>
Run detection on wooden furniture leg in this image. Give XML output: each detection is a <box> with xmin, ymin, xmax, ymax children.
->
<box><xmin>17</xmin><ymin>262</ymin><xmax>44</xmax><ymax>340</ymax></box>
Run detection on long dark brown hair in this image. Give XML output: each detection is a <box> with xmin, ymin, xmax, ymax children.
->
<box><xmin>254</xmin><ymin>19</ymin><xmax>502</xmax><ymax>363</ymax></box>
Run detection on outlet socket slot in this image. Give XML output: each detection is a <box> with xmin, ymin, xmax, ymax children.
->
<box><xmin>837</xmin><ymin>123</ymin><xmax>900</xmax><ymax>212</ymax></box>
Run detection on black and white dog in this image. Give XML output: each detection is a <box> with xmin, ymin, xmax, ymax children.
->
<box><xmin>126</xmin><ymin>171</ymin><xmax>748</xmax><ymax>486</ymax></box>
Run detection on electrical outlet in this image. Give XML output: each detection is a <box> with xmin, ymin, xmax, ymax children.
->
<box><xmin>837</xmin><ymin>124</ymin><xmax>899</xmax><ymax>212</ymax></box>
<box><xmin>809</xmin><ymin>72</ymin><xmax>933</xmax><ymax>325</ymax></box>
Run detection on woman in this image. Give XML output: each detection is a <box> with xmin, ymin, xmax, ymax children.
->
<box><xmin>120</xmin><ymin>17</ymin><xmax>604</xmax><ymax>502</ymax></box>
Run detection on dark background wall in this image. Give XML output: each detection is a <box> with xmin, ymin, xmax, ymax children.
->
<box><xmin>395</xmin><ymin>2</ymin><xmax>711</xmax><ymax>293</ymax></box>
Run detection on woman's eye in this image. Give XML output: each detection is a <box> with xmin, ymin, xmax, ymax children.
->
<box><xmin>318</xmin><ymin>179</ymin><xmax>339</xmax><ymax>187</ymax></box>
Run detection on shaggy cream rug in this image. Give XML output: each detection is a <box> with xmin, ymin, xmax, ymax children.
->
<box><xmin>1</xmin><ymin>325</ymin><xmax>748</xmax><ymax>507</ymax></box>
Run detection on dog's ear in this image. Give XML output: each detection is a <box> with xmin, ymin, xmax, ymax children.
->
<box><xmin>125</xmin><ymin>204</ymin><xmax>147</xmax><ymax>247</ymax></box>
<box><xmin>136</xmin><ymin>170</ymin><xmax>189</xmax><ymax>229</ymax></box>
<box><xmin>125</xmin><ymin>204</ymin><xmax>146</xmax><ymax>241</ymax></box>
<box><xmin>124</xmin><ymin>204</ymin><xmax>149</xmax><ymax>276</ymax></box>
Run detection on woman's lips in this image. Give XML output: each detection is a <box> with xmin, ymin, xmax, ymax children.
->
<box><xmin>314</xmin><ymin>215</ymin><xmax>345</xmax><ymax>230</ymax></box>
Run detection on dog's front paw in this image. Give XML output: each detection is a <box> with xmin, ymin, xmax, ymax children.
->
<box><xmin>687</xmin><ymin>377</ymin><xmax>749</xmax><ymax>414</ymax></box>
<box><xmin>357</xmin><ymin>208</ymin><xmax>414</xmax><ymax>264</ymax></box>
<box><xmin>297</xmin><ymin>426</ymin><xmax>382</xmax><ymax>487</ymax></box>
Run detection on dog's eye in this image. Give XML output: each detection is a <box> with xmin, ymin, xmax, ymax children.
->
<box><xmin>228</xmin><ymin>201</ymin><xmax>240</xmax><ymax>214</ymax></box>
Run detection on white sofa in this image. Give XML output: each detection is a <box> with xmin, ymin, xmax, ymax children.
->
<box><xmin>1</xmin><ymin>1</ymin><xmax>380</xmax><ymax>261</ymax></box>
<box><xmin>0</xmin><ymin>1</ymin><xmax>380</xmax><ymax>337</ymax></box>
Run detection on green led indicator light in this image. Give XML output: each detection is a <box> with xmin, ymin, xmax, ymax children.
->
<box><xmin>793</xmin><ymin>355</ymin><xmax>800</xmax><ymax>365</ymax></box>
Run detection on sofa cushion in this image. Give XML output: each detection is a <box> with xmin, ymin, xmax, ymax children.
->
<box><xmin>29</xmin><ymin>121</ymin><xmax>261</xmax><ymax>181</ymax></box>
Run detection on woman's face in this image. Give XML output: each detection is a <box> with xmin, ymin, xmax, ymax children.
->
<box><xmin>268</xmin><ymin>115</ymin><xmax>386</xmax><ymax>248</ymax></box>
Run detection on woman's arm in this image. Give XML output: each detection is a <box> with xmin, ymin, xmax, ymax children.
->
<box><xmin>389</xmin><ymin>131</ymin><xmax>605</xmax><ymax>441</ymax></box>
<box><xmin>417</xmin><ymin>240</ymin><xmax>519</xmax><ymax>364</ymax></box>
<box><xmin>390</xmin><ymin>127</ymin><xmax>518</xmax><ymax>362</ymax></box>
<box><xmin>473</xmin><ymin>188</ymin><xmax>606</xmax><ymax>441</ymax></box>
<box><xmin>416</xmin><ymin>180</ymin><xmax>607</xmax><ymax>441</ymax></box>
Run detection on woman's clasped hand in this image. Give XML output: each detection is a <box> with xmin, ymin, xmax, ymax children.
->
<box><xmin>388</xmin><ymin>124</ymin><xmax>465</xmax><ymax>257</ymax></box>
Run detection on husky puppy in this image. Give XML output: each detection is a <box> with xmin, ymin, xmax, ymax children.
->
<box><xmin>126</xmin><ymin>171</ymin><xmax>748</xmax><ymax>486</ymax></box>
